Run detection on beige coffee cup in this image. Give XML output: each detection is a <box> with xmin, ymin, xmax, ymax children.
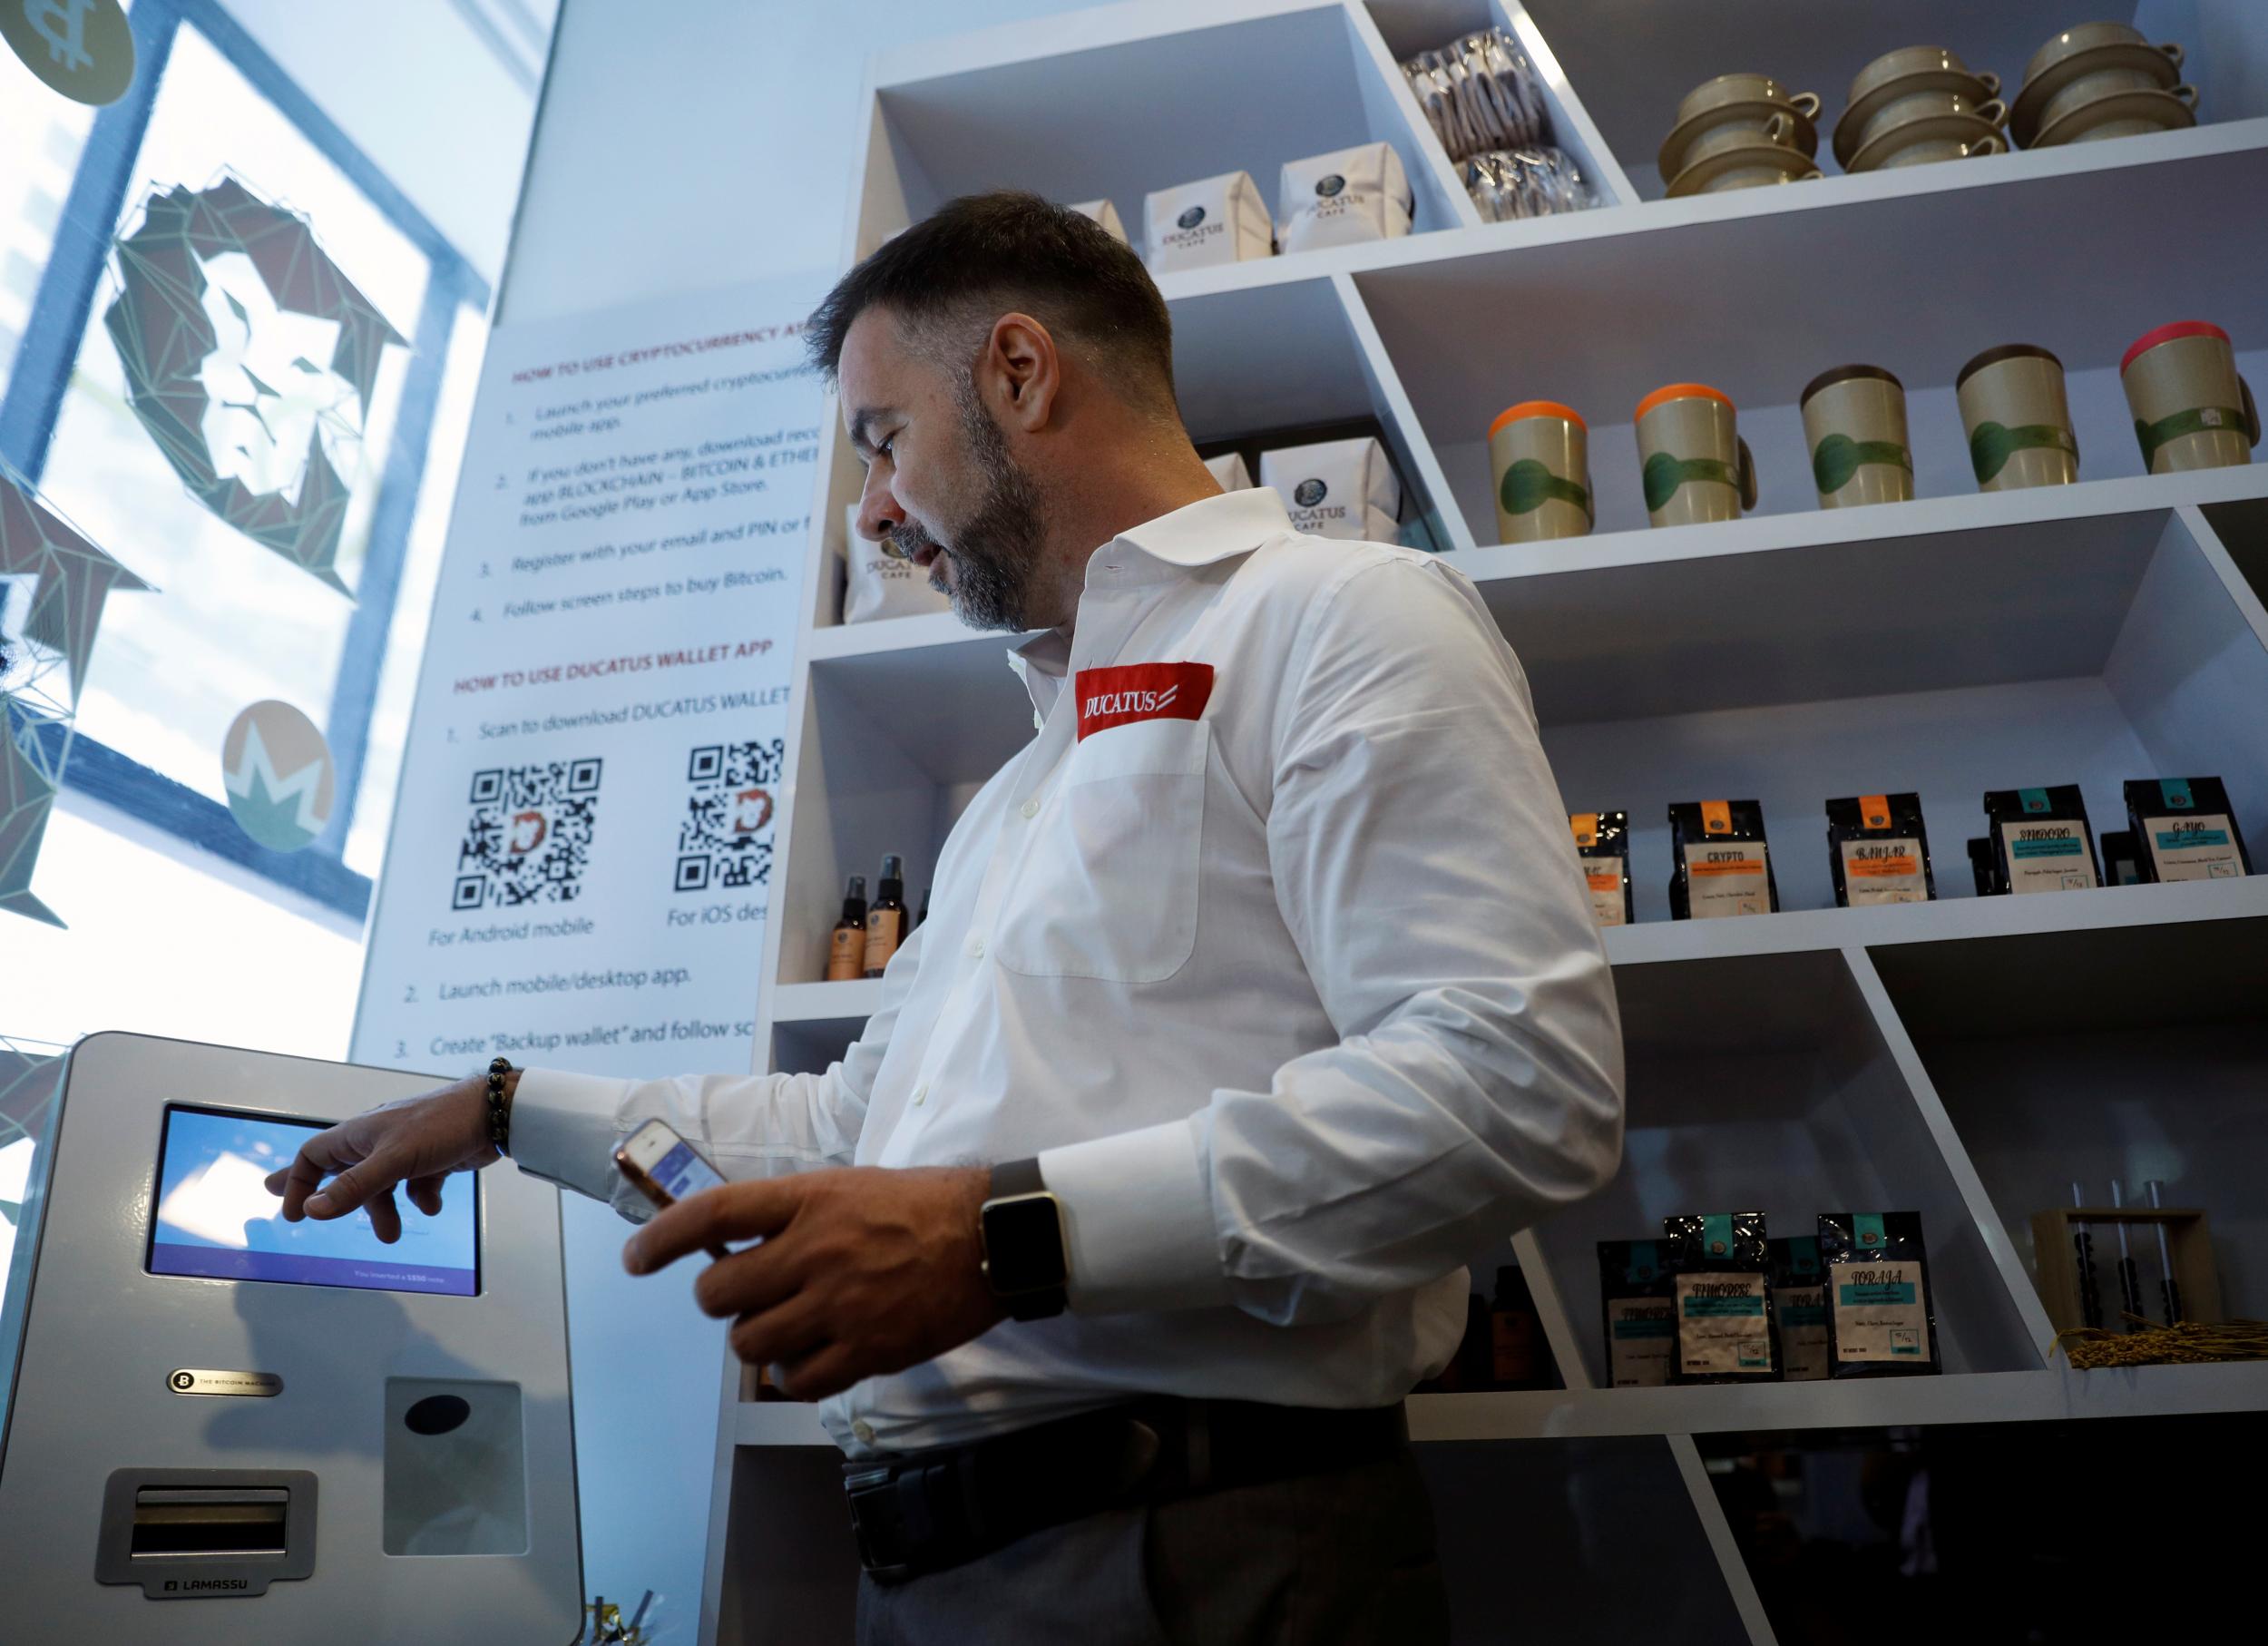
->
<box><xmin>2041</xmin><ymin>66</ymin><xmax>2189</xmax><ymax>127</ymax></box>
<box><xmin>1801</xmin><ymin>366</ymin><xmax>1913</xmax><ymax>508</ymax></box>
<box><xmin>1637</xmin><ymin>384</ymin><xmax>1756</xmax><ymax>527</ymax></box>
<box><xmin>1678</xmin><ymin>108</ymin><xmax>1802</xmax><ymax>169</ymax></box>
<box><xmin>1489</xmin><ymin>401</ymin><xmax>1594</xmax><ymax>543</ymax></box>
<box><xmin>1669</xmin><ymin>145</ymin><xmax>1823</xmax><ymax>195</ymax></box>
<box><xmin>2024</xmin><ymin>22</ymin><xmax>2181</xmax><ymax>88</ymax></box>
<box><xmin>1848</xmin><ymin>45</ymin><xmax>1999</xmax><ymax>110</ymax></box>
<box><xmin>2121</xmin><ymin>320</ymin><xmax>2260</xmax><ymax>473</ymax></box>
<box><xmin>1958</xmin><ymin>345</ymin><xmax>2079</xmax><ymax>491</ymax></box>
<box><xmin>1851</xmin><ymin>114</ymin><xmax>2005</xmax><ymax>171</ymax></box>
<box><xmin>1853</xmin><ymin>86</ymin><xmax>2006</xmax><ymax>152</ymax></box>
<box><xmin>1677</xmin><ymin>73</ymin><xmax>1822</xmax><ymax>127</ymax></box>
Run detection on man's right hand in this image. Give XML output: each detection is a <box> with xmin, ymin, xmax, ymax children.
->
<box><xmin>262</xmin><ymin>1073</ymin><xmax>505</xmax><ymax>1244</ymax></box>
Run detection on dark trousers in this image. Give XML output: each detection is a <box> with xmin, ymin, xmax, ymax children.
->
<box><xmin>855</xmin><ymin>1447</ymin><xmax>1450</xmax><ymax>1645</ymax></box>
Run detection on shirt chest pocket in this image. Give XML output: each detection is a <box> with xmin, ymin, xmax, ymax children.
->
<box><xmin>994</xmin><ymin>716</ymin><xmax>1210</xmax><ymax>984</ymax></box>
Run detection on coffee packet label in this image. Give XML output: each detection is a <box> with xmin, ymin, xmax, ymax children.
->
<box><xmin>1607</xmin><ymin>1298</ymin><xmax>1674</xmax><ymax>1386</ymax></box>
<box><xmin>1586</xmin><ymin>857</ymin><xmax>1628</xmax><ymax>926</ymax></box>
<box><xmin>1686</xmin><ymin>842</ymin><xmax>1770</xmax><ymax>917</ymax></box>
<box><xmin>1204</xmin><ymin>451</ymin><xmax>1253</xmax><ymax>491</ymax></box>
<box><xmin>1145</xmin><ymin>171</ymin><xmax>1274</xmax><ymax>271</ymax></box>
<box><xmin>1838</xmin><ymin>837</ymin><xmax>1928</xmax><ymax>905</ymax></box>
<box><xmin>1674</xmin><ymin>1272</ymin><xmax>1774</xmax><ymax>1375</ymax></box>
<box><xmin>1830</xmin><ymin>1260</ymin><xmax>1930</xmax><ymax>1362</ymax></box>
<box><xmin>1067</xmin><ymin>198</ymin><xmax>1127</xmax><ymax>244</ymax></box>
<box><xmin>1774</xmin><ymin>1285</ymin><xmax>1831</xmax><ymax>1380</ymax></box>
<box><xmin>1277</xmin><ymin>142</ymin><xmax>1414</xmax><ymax>254</ymax></box>
<box><xmin>1260</xmin><ymin>437</ymin><xmax>1402</xmax><ymax>542</ymax></box>
<box><xmin>2140</xmin><ymin>811</ymin><xmax>2244</xmax><ymax>880</ymax></box>
<box><xmin>840</xmin><ymin>503</ymin><xmax>953</xmax><ymax>624</ymax></box>
<box><xmin>1998</xmin><ymin>819</ymin><xmax>2096</xmax><ymax>893</ymax></box>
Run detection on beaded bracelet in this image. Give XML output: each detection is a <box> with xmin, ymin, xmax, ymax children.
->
<box><xmin>485</xmin><ymin>1055</ymin><xmax>514</xmax><ymax>1153</ymax></box>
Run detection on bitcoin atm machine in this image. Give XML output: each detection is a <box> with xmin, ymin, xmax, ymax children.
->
<box><xmin>0</xmin><ymin>1034</ymin><xmax>582</xmax><ymax>1640</ymax></box>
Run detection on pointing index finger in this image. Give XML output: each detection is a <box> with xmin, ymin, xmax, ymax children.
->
<box><xmin>625</xmin><ymin>1178</ymin><xmax>800</xmax><ymax>1274</ymax></box>
<box><xmin>265</xmin><ymin>1124</ymin><xmax>366</xmax><ymax>1221</ymax></box>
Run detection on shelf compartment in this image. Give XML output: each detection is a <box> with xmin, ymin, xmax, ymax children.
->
<box><xmin>1871</xmin><ymin>916</ymin><xmax>2268</xmax><ymax>1334</ymax></box>
<box><xmin>855</xmin><ymin>0</ymin><xmax>1471</xmax><ymax>258</ymax></box>
<box><xmin>1518</xmin><ymin>0</ymin><xmax>2268</xmax><ymax>201</ymax></box>
<box><xmin>1352</xmin><ymin>131</ymin><xmax>2268</xmax><ymax>544</ymax></box>
<box><xmin>1529</xmin><ymin>948</ymin><xmax>2044</xmax><ymax>1387</ymax></box>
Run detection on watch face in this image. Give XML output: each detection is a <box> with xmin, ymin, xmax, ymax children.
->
<box><xmin>985</xmin><ymin>1195</ymin><xmax>1067</xmax><ymax>1295</ymax></box>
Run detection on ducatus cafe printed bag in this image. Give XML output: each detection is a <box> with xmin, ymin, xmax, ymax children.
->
<box><xmin>1144</xmin><ymin>171</ymin><xmax>1274</xmax><ymax>272</ymax></box>
<box><xmin>1259</xmin><ymin>436</ymin><xmax>1401</xmax><ymax>542</ymax></box>
<box><xmin>1276</xmin><ymin>142</ymin><xmax>1414</xmax><ymax>253</ymax></box>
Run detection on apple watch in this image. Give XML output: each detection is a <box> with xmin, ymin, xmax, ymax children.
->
<box><xmin>980</xmin><ymin>1157</ymin><xmax>1069</xmax><ymax>1321</ymax></box>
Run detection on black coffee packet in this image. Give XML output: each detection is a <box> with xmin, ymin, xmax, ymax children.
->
<box><xmin>2123</xmin><ymin>776</ymin><xmax>2252</xmax><ymax>884</ymax></box>
<box><xmin>1769</xmin><ymin>1236</ymin><xmax>1831</xmax><ymax>1382</ymax></box>
<box><xmin>1668</xmin><ymin>800</ymin><xmax>1778</xmax><ymax>920</ymax></box>
<box><xmin>1980</xmin><ymin>785</ymin><xmax>2098</xmax><ymax>895</ymax></box>
<box><xmin>1966</xmin><ymin>838</ymin><xmax>1996</xmax><ymax>896</ymax></box>
<box><xmin>1596</xmin><ymin>1239</ymin><xmax>1674</xmax><ymax>1388</ymax></box>
<box><xmin>1663</xmin><ymin>1211</ymin><xmax>1778</xmax><ymax>1382</ymax></box>
<box><xmin>2099</xmin><ymin>830</ymin><xmax>2146</xmax><ymax>887</ymax></box>
<box><xmin>1570</xmin><ymin>810</ymin><xmax>1635</xmax><ymax>927</ymax></box>
<box><xmin>1825</xmin><ymin>792</ymin><xmax>1936</xmax><ymax>907</ymax></box>
<box><xmin>1817</xmin><ymin>1211</ymin><xmax>1939</xmax><ymax>1377</ymax></box>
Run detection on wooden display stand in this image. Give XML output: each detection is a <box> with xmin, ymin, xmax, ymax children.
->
<box><xmin>2029</xmin><ymin>1206</ymin><xmax>2224</xmax><ymax>1335</ymax></box>
<box><xmin>695</xmin><ymin>3</ymin><xmax>2268</xmax><ymax>1641</ymax></box>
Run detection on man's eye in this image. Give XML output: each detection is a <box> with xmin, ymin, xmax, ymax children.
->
<box><xmin>876</xmin><ymin>436</ymin><xmax>895</xmax><ymax>460</ymax></box>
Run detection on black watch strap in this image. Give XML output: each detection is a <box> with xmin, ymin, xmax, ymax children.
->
<box><xmin>982</xmin><ymin>1156</ymin><xmax>1068</xmax><ymax>1322</ymax></box>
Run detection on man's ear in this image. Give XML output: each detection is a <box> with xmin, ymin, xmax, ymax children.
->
<box><xmin>983</xmin><ymin>312</ymin><xmax>1061</xmax><ymax>433</ymax></box>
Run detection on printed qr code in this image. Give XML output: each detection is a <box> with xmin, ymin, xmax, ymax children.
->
<box><xmin>676</xmin><ymin>739</ymin><xmax>785</xmax><ymax>893</ymax></box>
<box><xmin>453</xmin><ymin>758</ymin><xmax>602</xmax><ymax>910</ymax></box>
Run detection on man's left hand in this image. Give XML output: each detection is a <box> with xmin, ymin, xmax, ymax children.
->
<box><xmin>623</xmin><ymin>1166</ymin><xmax>1008</xmax><ymax>1401</ymax></box>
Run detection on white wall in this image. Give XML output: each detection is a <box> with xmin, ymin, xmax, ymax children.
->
<box><xmin>502</xmin><ymin>0</ymin><xmax>1118</xmax><ymax>325</ymax></box>
<box><xmin>494</xmin><ymin>2</ymin><xmax>1113</xmax><ymax>1634</ymax></box>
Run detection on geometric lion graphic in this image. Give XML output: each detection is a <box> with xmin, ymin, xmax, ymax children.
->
<box><xmin>2</xmin><ymin>467</ymin><xmax>152</xmax><ymax>927</ymax></box>
<box><xmin>103</xmin><ymin>176</ymin><xmax>406</xmax><ymax>597</ymax></box>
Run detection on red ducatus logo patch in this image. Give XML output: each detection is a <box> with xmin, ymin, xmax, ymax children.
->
<box><xmin>1075</xmin><ymin>661</ymin><xmax>1215</xmax><ymax>741</ymax></box>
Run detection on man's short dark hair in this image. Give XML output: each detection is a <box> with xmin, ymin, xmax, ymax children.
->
<box><xmin>807</xmin><ymin>190</ymin><xmax>1177</xmax><ymax>415</ymax></box>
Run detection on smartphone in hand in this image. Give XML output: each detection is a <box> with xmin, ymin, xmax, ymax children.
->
<box><xmin>613</xmin><ymin>1119</ymin><xmax>731</xmax><ymax>1259</ymax></box>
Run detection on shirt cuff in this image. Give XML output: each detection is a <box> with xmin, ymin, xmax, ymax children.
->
<box><xmin>508</xmin><ymin>1065</ymin><xmax>634</xmax><ymax>1204</ymax></box>
<box><xmin>1039</xmin><ymin>1115</ymin><xmax>1230</xmax><ymax>1315</ymax></box>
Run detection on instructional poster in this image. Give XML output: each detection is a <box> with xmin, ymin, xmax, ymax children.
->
<box><xmin>351</xmin><ymin>279</ymin><xmax>823</xmax><ymax>1083</ymax></box>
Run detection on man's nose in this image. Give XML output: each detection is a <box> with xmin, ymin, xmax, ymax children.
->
<box><xmin>855</xmin><ymin>475</ymin><xmax>906</xmax><ymax>544</ymax></box>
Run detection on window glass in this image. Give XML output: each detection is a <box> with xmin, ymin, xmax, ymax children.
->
<box><xmin>0</xmin><ymin>73</ymin><xmax>93</xmax><ymax>401</ymax></box>
<box><xmin>39</xmin><ymin>22</ymin><xmax>426</xmax><ymax>806</ymax></box>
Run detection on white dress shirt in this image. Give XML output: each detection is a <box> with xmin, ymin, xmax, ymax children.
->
<box><xmin>512</xmin><ymin>486</ymin><xmax>1625</xmax><ymax>1455</ymax></box>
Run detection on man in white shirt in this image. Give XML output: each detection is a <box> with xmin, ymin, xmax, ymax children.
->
<box><xmin>268</xmin><ymin>191</ymin><xmax>1624</xmax><ymax>1642</ymax></box>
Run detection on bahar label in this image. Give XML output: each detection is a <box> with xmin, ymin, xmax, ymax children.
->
<box><xmin>1773</xmin><ymin>1286</ymin><xmax>1831</xmax><ymax>1380</ymax></box>
<box><xmin>1674</xmin><ymin>1271</ymin><xmax>1774</xmax><ymax>1374</ymax></box>
<box><xmin>1586</xmin><ymin>857</ymin><xmax>1627</xmax><ymax>926</ymax></box>
<box><xmin>1686</xmin><ymin>842</ymin><xmax>1770</xmax><ymax>917</ymax></box>
<box><xmin>1840</xmin><ymin>837</ymin><xmax>1927</xmax><ymax>905</ymax></box>
<box><xmin>1831</xmin><ymin>1259</ymin><xmax>1929</xmax><ymax>1361</ymax></box>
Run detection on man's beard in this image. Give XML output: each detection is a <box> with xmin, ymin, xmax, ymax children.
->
<box><xmin>888</xmin><ymin>385</ymin><xmax>1046</xmax><ymax>632</ymax></box>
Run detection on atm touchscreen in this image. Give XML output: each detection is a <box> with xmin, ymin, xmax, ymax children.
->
<box><xmin>145</xmin><ymin>1105</ymin><xmax>478</xmax><ymax>1297</ymax></box>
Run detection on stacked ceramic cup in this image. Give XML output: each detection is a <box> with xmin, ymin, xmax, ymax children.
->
<box><xmin>2011</xmin><ymin>23</ymin><xmax>2195</xmax><ymax>148</ymax></box>
<box><xmin>1833</xmin><ymin>45</ymin><xmax>2008</xmax><ymax>171</ymax></box>
<box><xmin>1658</xmin><ymin>73</ymin><xmax>1823</xmax><ymax>196</ymax></box>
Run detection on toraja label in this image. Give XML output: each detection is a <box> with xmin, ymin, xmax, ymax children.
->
<box><xmin>1074</xmin><ymin>662</ymin><xmax>1215</xmax><ymax>741</ymax></box>
<box><xmin>1831</xmin><ymin>1259</ymin><xmax>1929</xmax><ymax>1361</ymax></box>
<box><xmin>1674</xmin><ymin>1271</ymin><xmax>1774</xmax><ymax>1374</ymax></box>
<box><xmin>1607</xmin><ymin>1298</ymin><xmax>1674</xmax><ymax>1386</ymax></box>
<box><xmin>2143</xmin><ymin>811</ymin><xmax>2244</xmax><ymax>880</ymax></box>
<box><xmin>1688</xmin><ymin>842</ymin><xmax>1769</xmax><ymax>917</ymax></box>
<box><xmin>1586</xmin><ymin>858</ymin><xmax>1626</xmax><ymax>926</ymax></box>
<box><xmin>1841</xmin><ymin>837</ymin><xmax>1927</xmax><ymax>905</ymax></box>
<box><xmin>1999</xmin><ymin>820</ymin><xmax>2096</xmax><ymax>893</ymax></box>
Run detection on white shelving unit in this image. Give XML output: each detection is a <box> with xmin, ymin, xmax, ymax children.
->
<box><xmin>702</xmin><ymin>4</ymin><xmax>2268</xmax><ymax>1641</ymax></box>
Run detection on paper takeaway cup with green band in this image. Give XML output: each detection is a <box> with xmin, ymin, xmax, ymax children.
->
<box><xmin>1636</xmin><ymin>383</ymin><xmax>1757</xmax><ymax>528</ymax></box>
<box><xmin>2121</xmin><ymin>320</ymin><xmax>2260</xmax><ymax>474</ymax></box>
<box><xmin>1957</xmin><ymin>345</ymin><xmax>2079</xmax><ymax>492</ymax></box>
<box><xmin>1489</xmin><ymin>401</ymin><xmax>1593</xmax><ymax>543</ymax></box>
<box><xmin>1800</xmin><ymin>365</ymin><xmax>1913</xmax><ymax>509</ymax></box>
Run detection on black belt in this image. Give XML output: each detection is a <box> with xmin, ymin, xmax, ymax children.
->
<box><xmin>843</xmin><ymin>1396</ymin><xmax>1409</xmax><ymax>1584</ymax></box>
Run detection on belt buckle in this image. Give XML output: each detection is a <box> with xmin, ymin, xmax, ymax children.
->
<box><xmin>844</xmin><ymin>1464</ymin><xmax>914</xmax><ymax>1584</ymax></box>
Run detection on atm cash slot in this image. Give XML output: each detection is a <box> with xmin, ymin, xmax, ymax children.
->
<box><xmin>95</xmin><ymin>1469</ymin><xmax>318</xmax><ymax>1598</ymax></box>
<box><xmin>129</xmin><ymin>1487</ymin><xmax>290</xmax><ymax>1558</ymax></box>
